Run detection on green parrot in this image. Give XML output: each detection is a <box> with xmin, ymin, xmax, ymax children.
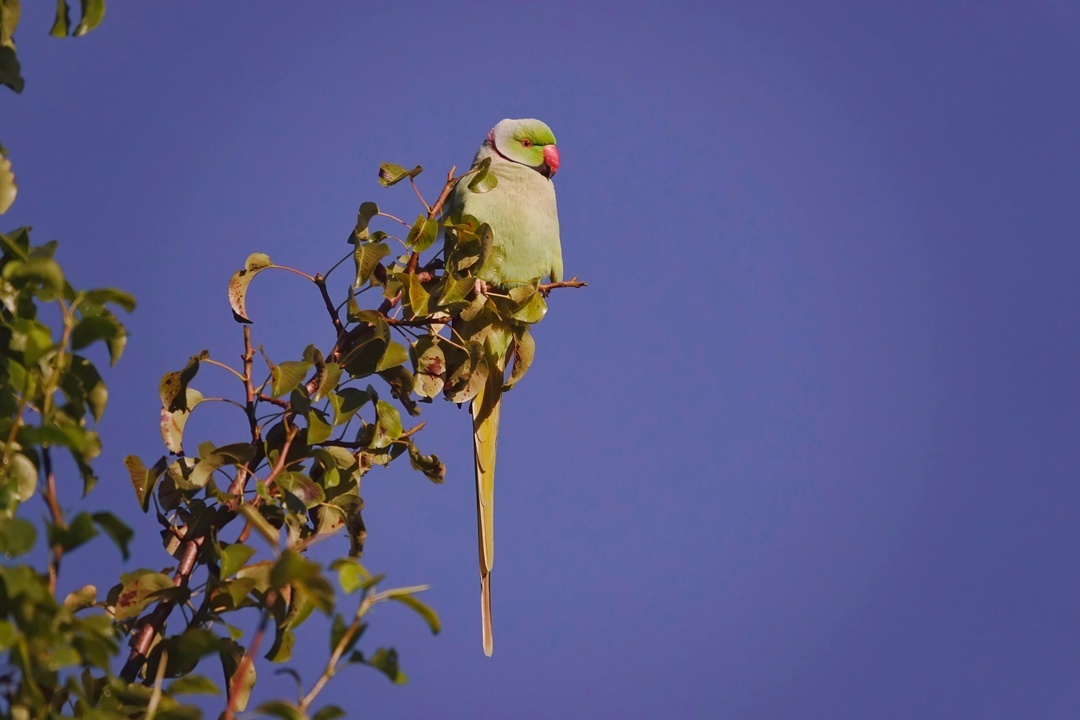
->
<box><xmin>446</xmin><ymin>118</ymin><xmax>562</xmax><ymax>656</ymax></box>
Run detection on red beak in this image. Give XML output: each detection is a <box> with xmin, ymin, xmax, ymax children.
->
<box><xmin>543</xmin><ymin>144</ymin><xmax>560</xmax><ymax>177</ymax></box>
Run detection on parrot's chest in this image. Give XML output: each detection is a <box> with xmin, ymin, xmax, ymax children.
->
<box><xmin>461</xmin><ymin>162</ymin><xmax>561</xmax><ymax>286</ymax></box>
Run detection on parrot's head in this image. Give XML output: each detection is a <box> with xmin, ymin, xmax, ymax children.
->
<box><xmin>487</xmin><ymin>118</ymin><xmax>559</xmax><ymax>179</ymax></box>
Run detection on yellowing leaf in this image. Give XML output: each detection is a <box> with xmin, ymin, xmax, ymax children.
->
<box><xmin>228</xmin><ymin>253</ymin><xmax>273</xmax><ymax>323</ymax></box>
<box><xmin>405</xmin><ymin>215</ymin><xmax>438</xmax><ymax>252</ymax></box>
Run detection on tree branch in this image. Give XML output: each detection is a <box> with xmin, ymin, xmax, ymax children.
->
<box><xmin>298</xmin><ymin>591</ymin><xmax>377</xmax><ymax>712</ymax></box>
<box><xmin>314</xmin><ymin>273</ymin><xmax>346</xmax><ymax>340</ymax></box>
<box><xmin>120</xmin><ymin>533</ymin><xmax>205</xmax><ymax>682</ymax></box>
<box><xmin>41</xmin><ymin>448</ymin><xmax>64</xmax><ymax>594</ymax></box>
<box><xmin>539</xmin><ymin>276</ymin><xmax>588</xmax><ymax>296</ymax></box>
<box><xmin>224</xmin><ymin>592</ymin><xmax>275</xmax><ymax>720</ymax></box>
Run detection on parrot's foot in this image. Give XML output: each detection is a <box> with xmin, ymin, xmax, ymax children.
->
<box><xmin>473</xmin><ymin>278</ymin><xmax>491</xmax><ymax>297</ymax></box>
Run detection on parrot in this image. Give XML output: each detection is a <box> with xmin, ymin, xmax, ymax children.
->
<box><xmin>445</xmin><ymin>118</ymin><xmax>562</xmax><ymax>656</ymax></box>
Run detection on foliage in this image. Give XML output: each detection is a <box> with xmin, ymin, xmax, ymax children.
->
<box><xmin>2</xmin><ymin>0</ymin><xmax>110</xmax><ymax>215</ymax></box>
<box><xmin>0</xmin><ymin>8</ymin><xmax>583</xmax><ymax>716</ymax></box>
<box><xmin>0</xmin><ymin>150</ymin><xmax>584</xmax><ymax>716</ymax></box>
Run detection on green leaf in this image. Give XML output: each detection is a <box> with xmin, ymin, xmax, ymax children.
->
<box><xmin>62</xmin><ymin>583</ymin><xmax>97</xmax><ymax>611</ymax></box>
<box><xmin>405</xmin><ymin>215</ymin><xmax>438</xmax><ymax>252</ymax></box>
<box><xmin>354</xmin><ymin>201</ymin><xmax>379</xmax><ymax>240</ymax></box>
<box><xmin>74</xmin><ymin>0</ymin><xmax>105</xmax><ymax>36</ymax></box>
<box><xmin>444</xmin><ymin>341</ymin><xmax>489</xmax><ymax>403</ymax></box>
<box><xmin>316</xmin><ymin>492</ymin><xmax>363</xmax><ymax>540</ymax></box>
<box><xmin>407</xmin><ymin>443</ymin><xmax>445</xmax><ymax>484</ymax></box>
<box><xmin>277</xmin><ymin>471</ymin><xmax>325</xmax><ymax>509</ymax></box>
<box><xmin>109</xmin><ymin>570</ymin><xmax>174</xmax><ymax>621</ymax></box>
<box><xmin>328</xmin><ymin>612</ymin><xmax>363</xmax><ymax>658</ymax></box>
<box><xmin>160</xmin><ymin>387</ymin><xmax>203</xmax><ymax>454</ymax></box>
<box><xmin>124</xmin><ymin>454</ymin><xmax>167</xmax><ymax>512</ymax></box>
<box><xmin>411</xmin><ymin>335</ymin><xmax>446</xmax><ymax>398</ymax></box>
<box><xmin>239</xmin><ymin>504</ymin><xmax>279</xmax><ymax>546</ymax></box>
<box><xmin>0</xmin><ymin>146</ymin><xmax>15</xmax><ymax>213</ymax></box>
<box><xmin>65</xmin><ymin>354</ymin><xmax>108</xmax><ymax>422</ymax></box>
<box><xmin>366</xmin><ymin>647</ymin><xmax>407</xmax><ymax>684</ymax></box>
<box><xmin>330</xmin><ymin>386</ymin><xmax>370</xmax><ymax>426</ymax></box>
<box><xmin>169</xmin><ymin>674</ymin><xmax>220</xmax><ymax>696</ymax></box>
<box><xmin>437</xmin><ymin>274</ymin><xmax>475</xmax><ymax>307</ymax></box>
<box><xmin>504</xmin><ymin>327</ymin><xmax>535</xmax><ymax>389</ymax></box>
<box><xmin>377</xmin><ymin>163</ymin><xmax>422</xmax><ymax>188</ymax></box>
<box><xmin>270</xmin><ymin>358</ymin><xmax>312</xmax><ymax>398</ymax></box>
<box><xmin>228</xmin><ymin>252</ymin><xmax>273</xmax><ymax>323</ymax></box>
<box><xmin>270</xmin><ymin>549</ymin><xmax>318</xmax><ymax>589</ymax></box>
<box><xmin>313</xmin><ymin>705</ymin><xmax>347</xmax><ymax>720</ymax></box>
<box><xmin>80</xmin><ymin>287</ymin><xmax>136</xmax><ymax>313</ymax></box>
<box><xmin>0</xmin><ymin>0</ymin><xmax>20</xmax><ymax>47</ymax></box>
<box><xmin>9</xmin><ymin>317</ymin><xmax>53</xmax><ymax>365</ymax></box>
<box><xmin>0</xmin><ymin>227</ymin><xmax>29</xmax><ymax>260</ymax></box>
<box><xmin>458</xmin><ymin>288</ymin><xmax>489</xmax><ymax>322</ymax></box>
<box><xmin>331</xmin><ymin>558</ymin><xmax>371</xmax><ymax>594</ymax></box>
<box><xmin>510</xmin><ymin>290</ymin><xmax>548</xmax><ymax>323</ymax></box>
<box><xmin>467</xmin><ymin>156</ymin><xmax>498</xmax><ymax>194</ymax></box>
<box><xmin>265</xmin><ymin>627</ymin><xmax>294</xmax><ymax>664</ymax></box>
<box><xmin>92</xmin><ymin>512</ymin><xmax>133</xmax><ymax>560</ymax></box>
<box><xmin>3</xmin><ymin>257</ymin><xmax>65</xmax><ymax>295</ymax></box>
<box><xmin>255</xmin><ymin>700</ymin><xmax>305</xmax><ymax>720</ymax></box>
<box><xmin>0</xmin><ymin>517</ymin><xmax>36</xmax><ymax>557</ymax></box>
<box><xmin>400</xmin><ymin>271</ymin><xmax>431</xmax><ymax>317</ymax></box>
<box><xmin>0</xmin><ymin>46</ymin><xmax>23</xmax><ymax>93</ymax></box>
<box><xmin>220</xmin><ymin>543</ymin><xmax>256</xmax><ymax>579</ymax></box>
<box><xmin>220</xmin><ymin>639</ymin><xmax>256</xmax><ymax>713</ymax></box>
<box><xmin>0</xmin><ymin>620</ymin><xmax>13</xmax><ymax>651</ymax></box>
<box><xmin>179</xmin><ymin>442</ymin><xmax>255</xmax><ymax>491</ymax></box>
<box><xmin>375</xmin><ymin>339</ymin><xmax>409</xmax><ymax>372</ymax></box>
<box><xmin>159</xmin><ymin>352</ymin><xmax>205</xmax><ymax>410</ymax></box>
<box><xmin>370</xmin><ymin>400</ymin><xmax>402</xmax><ymax>449</ymax></box>
<box><xmin>0</xmin><ymin>451</ymin><xmax>37</xmax><ymax>503</ymax></box>
<box><xmin>307</xmin><ymin>409</ymin><xmax>333</xmax><ymax>445</ymax></box>
<box><xmin>313</xmin><ymin>360</ymin><xmax>341</xmax><ymax>402</ymax></box>
<box><xmin>48</xmin><ymin>511</ymin><xmax>98</xmax><ymax>553</ymax></box>
<box><xmin>387</xmin><ymin>593</ymin><xmax>441</xmax><ymax>635</ymax></box>
<box><xmin>50</xmin><ymin>0</ymin><xmax>71</xmax><ymax>37</ymax></box>
<box><xmin>352</xmin><ymin>241</ymin><xmax>390</xmax><ymax>288</ymax></box>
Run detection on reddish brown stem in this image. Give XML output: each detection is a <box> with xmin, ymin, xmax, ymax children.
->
<box><xmin>41</xmin><ymin>448</ymin><xmax>64</xmax><ymax>594</ymax></box>
<box><xmin>315</xmin><ymin>273</ymin><xmax>346</xmax><ymax>339</ymax></box>
<box><xmin>120</xmin><ymin>534</ymin><xmax>205</xmax><ymax>681</ymax></box>
<box><xmin>538</xmin><ymin>276</ymin><xmax>588</xmax><ymax>296</ymax></box>
<box><xmin>224</xmin><ymin>591</ymin><xmax>276</xmax><ymax>720</ymax></box>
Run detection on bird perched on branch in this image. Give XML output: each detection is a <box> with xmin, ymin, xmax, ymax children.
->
<box><xmin>445</xmin><ymin>118</ymin><xmax>562</xmax><ymax>656</ymax></box>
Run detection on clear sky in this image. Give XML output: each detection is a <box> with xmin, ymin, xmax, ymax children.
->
<box><xmin>5</xmin><ymin>2</ymin><xmax>1080</xmax><ymax>718</ymax></box>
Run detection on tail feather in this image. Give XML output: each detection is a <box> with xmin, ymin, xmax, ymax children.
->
<box><xmin>481</xmin><ymin>574</ymin><xmax>493</xmax><ymax>657</ymax></box>
<box><xmin>472</xmin><ymin>327</ymin><xmax>509</xmax><ymax>656</ymax></box>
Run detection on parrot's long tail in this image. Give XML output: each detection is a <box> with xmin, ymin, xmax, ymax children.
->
<box><xmin>473</xmin><ymin>375</ymin><xmax>501</xmax><ymax>657</ymax></box>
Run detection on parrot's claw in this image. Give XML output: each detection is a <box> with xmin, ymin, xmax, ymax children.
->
<box><xmin>473</xmin><ymin>278</ymin><xmax>491</xmax><ymax>297</ymax></box>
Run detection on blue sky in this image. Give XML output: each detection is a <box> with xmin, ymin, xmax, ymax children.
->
<box><xmin>5</xmin><ymin>2</ymin><xmax>1080</xmax><ymax>717</ymax></box>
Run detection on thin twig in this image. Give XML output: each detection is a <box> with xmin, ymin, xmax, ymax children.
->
<box><xmin>320</xmin><ymin>421</ymin><xmax>426</xmax><ymax>449</ymax></box>
<box><xmin>224</xmin><ymin>593</ymin><xmax>275</xmax><ymax>720</ymax></box>
<box><xmin>257</xmin><ymin>394</ymin><xmax>291</xmax><ymax>410</ymax></box>
<box><xmin>41</xmin><ymin>448</ymin><xmax>64</xmax><ymax>594</ymax></box>
<box><xmin>268</xmin><ymin>264</ymin><xmax>316</xmax><ymax>283</ymax></box>
<box><xmin>261</xmin><ymin>421</ymin><xmax>299</xmax><ymax>490</ymax></box>
<box><xmin>299</xmin><ymin>592</ymin><xmax>377</xmax><ymax>712</ymax></box>
<box><xmin>409</xmin><ymin>177</ymin><xmax>431</xmax><ymax>216</ymax></box>
<box><xmin>429</xmin><ymin>166</ymin><xmax>458</xmax><ymax>219</ymax></box>
<box><xmin>201</xmin><ymin>358</ymin><xmax>246</xmax><ymax>382</ymax></box>
<box><xmin>321</xmin><ymin>250</ymin><xmax>353</xmax><ymax>282</ymax></box>
<box><xmin>376</xmin><ymin>211</ymin><xmax>411</xmax><ymax>228</ymax></box>
<box><xmin>538</xmin><ymin>276</ymin><xmax>588</xmax><ymax>296</ymax></box>
<box><xmin>314</xmin><ymin>273</ymin><xmax>346</xmax><ymax>339</ymax></box>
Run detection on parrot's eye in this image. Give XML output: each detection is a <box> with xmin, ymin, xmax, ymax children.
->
<box><xmin>520</xmin><ymin>138</ymin><xmax>533</xmax><ymax>148</ymax></box>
